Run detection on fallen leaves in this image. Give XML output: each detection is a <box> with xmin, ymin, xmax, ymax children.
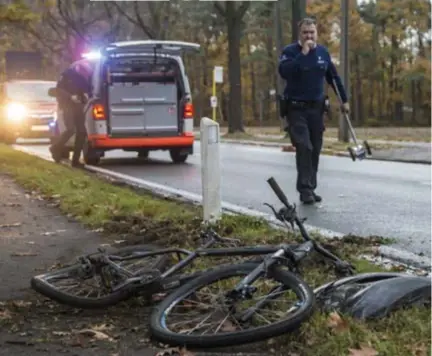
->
<box><xmin>76</xmin><ymin>329</ymin><xmax>114</xmax><ymax>342</ymax></box>
<box><xmin>327</xmin><ymin>314</ymin><xmax>379</xmax><ymax>355</ymax></box>
<box><xmin>52</xmin><ymin>331</ymin><xmax>70</xmax><ymax>337</ymax></box>
<box><xmin>348</xmin><ymin>344</ymin><xmax>379</xmax><ymax>356</ymax></box>
<box><xmin>3</xmin><ymin>203</ymin><xmax>21</xmax><ymax>207</ymax></box>
<box><xmin>156</xmin><ymin>347</ymin><xmax>195</xmax><ymax>356</ymax></box>
<box><xmin>11</xmin><ymin>300</ymin><xmax>32</xmax><ymax>308</ymax></box>
<box><xmin>0</xmin><ymin>301</ymin><xmax>31</xmax><ymax>321</ymax></box>
<box><xmin>0</xmin><ymin>309</ymin><xmax>13</xmax><ymax>320</ymax></box>
<box><xmin>0</xmin><ymin>222</ymin><xmax>22</xmax><ymax>228</ymax></box>
<box><xmin>411</xmin><ymin>343</ymin><xmax>429</xmax><ymax>356</ymax></box>
<box><xmin>62</xmin><ymin>327</ymin><xmax>116</xmax><ymax>348</ymax></box>
<box><xmin>42</xmin><ymin>229</ymin><xmax>67</xmax><ymax>236</ymax></box>
<box><xmin>25</xmin><ymin>191</ymin><xmax>44</xmax><ymax>201</ymax></box>
<box><xmin>10</xmin><ymin>251</ymin><xmax>38</xmax><ymax>257</ymax></box>
<box><xmin>327</xmin><ymin>311</ymin><xmax>349</xmax><ymax>333</ymax></box>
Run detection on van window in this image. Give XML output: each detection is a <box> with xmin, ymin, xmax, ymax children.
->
<box><xmin>5</xmin><ymin>82</ymin><xmax>56</xmax><ymax>102</ymax></box>
<box><xmin>106</xmin><ymin>57</ymin><xmax>178</xmax><ymax>83</ymax></box>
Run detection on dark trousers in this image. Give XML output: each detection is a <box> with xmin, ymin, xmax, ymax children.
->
<box><xmin>51</xmin><ymin>103</ymin><xmax>86</xmax><ymax>164</ymax></box>
<box><xmin>287</xmin><ymin>106</ymin><xmax>324</xmax><ymax>195</ymax></box>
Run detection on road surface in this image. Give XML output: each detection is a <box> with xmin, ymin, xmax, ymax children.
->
<box><xmin>14</xmin><ymin>140</ymin><xmax>432</xmax><ymax>259</ymax></box>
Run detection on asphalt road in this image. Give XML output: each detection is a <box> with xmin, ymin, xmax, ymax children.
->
<box><xmin>15</xmin><ymin>140</ymin><xmax>432</xmax><ymax>258</ymax></box>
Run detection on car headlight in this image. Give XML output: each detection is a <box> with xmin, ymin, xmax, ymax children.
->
<box><xmin>6</xmin><ymin>103</ymin><xmax>27</xmax><ymax>121</ymax></box>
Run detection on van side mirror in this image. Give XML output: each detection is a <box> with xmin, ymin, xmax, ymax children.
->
<box><xmin>48</xmin><ymin>88</ymin><xmax>57</xmax><ymax>97</ymax></box>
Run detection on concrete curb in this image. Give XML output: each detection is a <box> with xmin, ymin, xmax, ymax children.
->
<box><xmin>11</xmin><ymin>144</ymin><xmax>432</xmax><ymax>270</ymax></box>
<box><xmin>194</xmin><ymin>137</ymin><xmax>431</xmax><ymax>165</ymax></box>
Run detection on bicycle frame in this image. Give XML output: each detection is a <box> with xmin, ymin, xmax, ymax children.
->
<box><xmin>83</xmin><ymin>176</ymin><xmax>354</xmax><ymax>298</ymax></box>
<box><xmin>102</xmin><ymin>228</ymin><xmax>286</xmax><ymax>292</ymax></box>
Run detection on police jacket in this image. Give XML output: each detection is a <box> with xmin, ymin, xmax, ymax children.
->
<box><xmin>278</xmin><ymin>42</ymin><xmax>348</xmax><ymax>104</ymax></box>
<box><xmin>56</xmin><ymin>68</ymin><xmax>91</xmax><ymax>107</ymax></box>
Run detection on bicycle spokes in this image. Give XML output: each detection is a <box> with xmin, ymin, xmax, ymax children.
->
<box><xmin>161</xmin><ymin>274</ymin><xmax>301</xmax><ymax>336</ymax></box>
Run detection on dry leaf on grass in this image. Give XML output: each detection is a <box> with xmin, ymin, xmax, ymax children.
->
<box><xmin>411</xmin><ymin>343</ymin><xmax>429</xmax><ymax>356</ymax></box>
<box><xmin>11</xmin><ymin>300</ymin><xmax>32</xmax><ymax>308</ymax></box>
<box><xmin>220</xmin><ymin>320</ymin><xmax>238</xmax><ymax>332</ymax></box>
<box><xmin>348</xmin><ymin>345</ymin><xmax>379</xmax><ymax>356</ymax></box>
<box><xmin>156</xmin><ymin>347</ymin><xmax>195</xmax><ymax>356</ymax></box>
<box><xmin>90</xmin><ymin>323</ymin><xmax>114</xmax><ymax>332</ymax></box>
<box><xmin>4</xmin><ymin>203</ymin><xmax>21</xmax><ymax>207</ymax></box>
<box><xmin>10</xmin><ymin>252</ymin><xmax>38</xmax><ymax>257</ymax></box>
<box><xmin>327</xmin><ymin>311</ymin><xmax>349</xmax><ymax>333</ymax></box>
<box><xmin>0</xmin><ymin>222</ymin><xmax>22</xmax><ymax>228</ymax></box>
<box><xmin>0</xmin><ymin>310</ymin><xmax>13</xmax><ymax>320</ymax></box>
<box><xmin>52</xmin><ymin>331</ymin><xmax>70</xmax><ymax>337</ymax></box>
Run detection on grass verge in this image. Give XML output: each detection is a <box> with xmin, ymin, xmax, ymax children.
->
<box><xmin>221</xmin><ymin>132</ymin><xmax>402</xmax><ymax>151</ymax></box>
<box><xmin>195</xmin><ymin>132</ymin><xmax>405</xmax><ymax>156</ymax></box>
<box><xmin>0</xmin><ymin>144</ymin><xmax>430</xmax><ymax>356</ymax></box>
<box><xmin>217</xmin><ymin>126</ymin><xmax>431</xmax><ymax>143</ymax></box>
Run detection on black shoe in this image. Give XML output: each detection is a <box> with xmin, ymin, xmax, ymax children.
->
<box><xmin>300</xmin><ymin>192</ymin><xmax>315</xmax><ymax>205</ymax></box>
<box><xmin>313</xmin><ymin>192</ymin><xmax>322</xmax><ymax>202</ymax></box>
<box><xmin>71</xmin><ymin>161</ymin><xmax>85</xmax><ymax>169</ymax></box>
<box><xmin>49</xmin><ymin>145</ymin><xmax>62</xmax><ymax>163</ymax></box>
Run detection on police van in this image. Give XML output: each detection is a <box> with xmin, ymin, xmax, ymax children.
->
<box><xmin>50</xmin><ymin>40</ymin><xmax>200</xmax><ymax>165</ymax></box>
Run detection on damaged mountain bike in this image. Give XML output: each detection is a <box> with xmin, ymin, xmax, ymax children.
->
<box><xmin>31</xmin><ymin>177</ymin><xmax>355</xmax><ymax>347</ymax></box>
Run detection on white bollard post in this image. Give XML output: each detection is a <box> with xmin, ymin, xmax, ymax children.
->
<box><xmin>200</xmin><ymin>117</ymin><xmax>222</xmax><ymax>223</ymax></box>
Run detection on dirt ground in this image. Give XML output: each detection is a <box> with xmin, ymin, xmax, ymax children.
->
<box><xmin>0</xmin><ymin>174</ymin><xmax>268</xmax><ymax>356</ymax></box>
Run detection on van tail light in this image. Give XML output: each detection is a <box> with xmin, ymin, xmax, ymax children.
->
<box><xmin>92</xmin><ymin>103</ymin><xmax>105</xmax><ymax>120</ymax></box>
<box><xmin>184</xmin><ymin>102</ymin><xmax>194</xmax><ymax>119</ymax></box>
<box><xmin>183</xmin><ymin>102</ymin><xmax>194</xmax><ymax>136</ymax></box>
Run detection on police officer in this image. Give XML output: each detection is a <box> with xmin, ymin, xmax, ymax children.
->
<box><xmin>49</xmin><ymin>60</ymin><xmax>93</xmax><ymax>168</ymax></box>
<box><xmin>278</xmin><ymin>17</ymin><xmax>349</xmax><ymax>204</ymax></box>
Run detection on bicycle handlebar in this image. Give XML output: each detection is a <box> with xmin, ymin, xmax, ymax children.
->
<box><xmin>265</xmin><ymin>177</ymin><xmax>355</xmax><ymax>275</ymax></box>
<box><xmin>266</xmin><ymin>177</ymin><xmax>291</xmax><ymax>208</ymax></box>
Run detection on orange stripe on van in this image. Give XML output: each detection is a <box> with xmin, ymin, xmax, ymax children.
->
<box><xmin>87</xmin><ymin>135</ymin><xmax>194</xmax><ymax>148</ymax></box>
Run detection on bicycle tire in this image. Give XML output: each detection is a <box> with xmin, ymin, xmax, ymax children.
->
<box><xmin>31</xmin><ymin>244</ymin><xmax>169</xmax><ymax>309</ymax></box>
<box><xmin>149</xmin><ymin>262</ymin><xmax>315</xmax><ymax>348</ymax></box>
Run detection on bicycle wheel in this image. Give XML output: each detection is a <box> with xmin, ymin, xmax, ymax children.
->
<box><xmin>31</xmin><ymin>244</ymin><xmax>168</xmax><ymax>309</ymax></box>
<box><xmin>149</xmin><ymin>262</ymin><xmax>315</xmax><ymax>348</ymax></box>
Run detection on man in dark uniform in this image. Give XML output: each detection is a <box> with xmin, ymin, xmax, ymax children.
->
<box><xmin>49</xmin><ymin>60</ymin><xmax>93</xmax><ymax>168</ymax></box>
<box><xmin>278</xmin><ymin>17</ymin><xmax>349</xmax><ymax>204</ymax></box>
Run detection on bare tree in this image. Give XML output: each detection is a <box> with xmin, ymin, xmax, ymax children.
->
<box><xmin>214</xmin><ymin>1</ymin><xmax>250</xmax><ymax>133</ymax></box>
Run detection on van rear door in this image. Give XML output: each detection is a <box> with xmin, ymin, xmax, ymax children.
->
<box><xmin>102</xmin><ymin>41</ymin><xmax>200</xmax><ymax>138</ymax></box>
<box><xmin>106</xmin><ymin>58</ymin><xmax>181</xmax><ymax>137</ymax></box>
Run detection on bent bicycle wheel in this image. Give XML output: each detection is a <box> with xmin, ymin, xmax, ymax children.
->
<box><xmin>149</xmin><ymin>262</ymin><xmax>315</xmax><ymax>348</ymax></box>
<box><xmin>31</xmin><ymin>244</ymin><xmax>168</xmax><ymax>309</ymax></box>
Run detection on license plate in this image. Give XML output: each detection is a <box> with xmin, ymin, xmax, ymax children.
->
<box><xmin>31</xmin><ymin>125</ymin><xmax>49</xmax><ymax>131</ymax></box>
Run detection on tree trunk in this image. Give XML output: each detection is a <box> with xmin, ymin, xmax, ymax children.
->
<box><xmin>410</xmin><ymin>80</ymin><xmax>417</xmax><ymax>125</ymax></box>
<box><xmin>391</xmin><ymin>35</ymin><xmax>403</xmax><ymax>123</ymax></box>
<box><xmin>226</xmin><ymin>5</ymin><xmax>245</xmax><ymax>133</ymax></box>
<box><xmin>367</xmin><ymin>80</ymin><xmax>374</xmax><ymax>118</ymax></box>
<box><xmin>354</xmin><ymin>53</ymin><xmax>364</xmax><ymax>125</ymax></box>
<box><xmin>245</xmin><ymin>34</ymin><xmax>258</xmax><ymax>122</ymax></box>
<box><xmin>264</xmin><ymin>18</ymin><xmax>274</xmax><ymax>123</ymax></box>
<box><xmin>417</xmin><ymin>32</ymin><xmax>426</xmax><ymax>124</ymax></box>
<box><xmin>379</xmin><ymin>60</ymin><xmax>386</xmax><ymax>121</ymax></box>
